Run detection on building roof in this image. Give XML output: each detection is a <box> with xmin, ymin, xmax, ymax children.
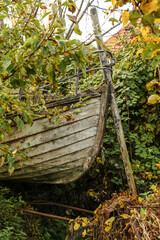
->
<box><xmin>104</xmin><ymin>22</ymin><xmax>136</xmax><ymax>50</ymax></box>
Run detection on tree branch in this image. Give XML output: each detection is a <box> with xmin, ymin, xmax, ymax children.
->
<box><xmin>65</xmin><ymin>0</ymin><xmax>85</xmax><ymax>39</ymax></box>
<box><xmin>65</xmin><ymin>0</ymin><xmax>94</xmax><ymax>40</ymax></box>
<box><xmin>85</xmin><ymin>22</ymin><xmax>121</xmax><ymax>46</ymax></box>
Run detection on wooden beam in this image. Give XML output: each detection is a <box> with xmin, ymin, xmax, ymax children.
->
<box><xmin>90</xmin><ymin>7</ymin><xmax>137</xmax><ymax>196</ymax></box>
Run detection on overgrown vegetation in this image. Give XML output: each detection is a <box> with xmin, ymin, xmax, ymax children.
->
<box><xmin>67</xmin><ymin>186</ymin><xmax>160</xmax><ymax>240</ymax></box>
<box><xmin>104</xmin><ymin>38</ymin><xmax>160</xmax><ymax>193</ymax></box>
<box><xmin>0</xmin><ymin>186</ymin><xmax>68</xmax><ymax>240</ymax></box>
<box><xmin>0</xmin><ymin>187</ymin><xmax>27</xmax><ymax>239</ymax></box>
<box><xmin>0</xmin><ymin>0</ymin><xmax>160</xmax><ymax>239</ymax></box>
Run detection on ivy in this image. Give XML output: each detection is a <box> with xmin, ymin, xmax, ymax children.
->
<box><xmin>103</xmin><ymin>38</ymin><xmax>160</xmax><ymax>192</ymax></box>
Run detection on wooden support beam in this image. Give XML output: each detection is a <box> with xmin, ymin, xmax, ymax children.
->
<box><xmin>90</xmin><ymin>7</ymin><xmax>137</xmax><ymax>196</ymax></box>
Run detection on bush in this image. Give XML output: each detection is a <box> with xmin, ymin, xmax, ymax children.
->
<box><xmin>0</xmin><ymin>187</ymin><xmax>27</xmax><ymax>240</ymax></box>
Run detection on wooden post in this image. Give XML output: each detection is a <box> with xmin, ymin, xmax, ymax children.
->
<box><xmin>90</xmin><ymin>7</ymin><xmax>137</xmax><ymax>195</ymax></box>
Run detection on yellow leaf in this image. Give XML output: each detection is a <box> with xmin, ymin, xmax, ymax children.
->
<box><xmin>87</xmin><ymin>189</ymin><xmax>96</xmax><ymax>198</ymax></box>
<box><xmin>62</xmin><ymin>106</ymin><xmax>68</xmax><ymax>111</ymax></box>
<box><xmin>68</xmin><ymin>1</ymin><xmax>76</xmax><ymax>14</ymax></box>
<box><xmin>118</xmin><ymin>201</ymin><xmax>124</xmax><ymax>208</ymax></box>
<box><xmin>121</xmin><ymin>10</ymin><xmax>129</xmax><ymax>27</ymax></box>
<box><xmin>111</xmin><ymin>0</ymin><xmax>116</xmax><ymax>8</ymax></box>
<box><xmin>120</xmin><ymin>214</ymin><xmax>130</xmax><ymax>219</ymax></box>
<box><xmin>146</xmin><ymin>79</ymin><xmax>159</xmax><ymax>90</ymax></box>
<box><xmin>74</xmin><ymin>222</ymin><xmax>80</xmax><ymax>231</ymax></box>
<box><xmin>105</xmin><ymin>225</ymin><xmax>112</xmax><ymax>232</ymax></box>
<box><xmin>148</xmin><ymin>94</ymin><xmax>160</xmax><ymax>104</ymax></box>
<box><xmin>141</xmin><ymin>0</ymin><xmax>159</xmax><ymax>13</ymax></box>
<box><xmin>138</xmin><ymin>197</ymin><xmax>143</xmax><ymax>204</ymax></box>
<box><xmin>94</xmin><ymin>204</ymin><xmax>102</xmax><ymax>214</ymax></box>
<box><xmin>82</xmin><ymin>229</ymin><xmax>87</xmax><ymax>237</ymax></box>
<box><xmin>136</xmin><ymin>48</ymin><xmax>144</xmax><ymax>56</ymax></box>
<box><xmin>143</xmin><ymin>35</ymin><xmax>160</xmax><ymax>43</ymax></box>
<box><xmin>105</xmin><ymin>216</ymin><xmax>115</xmax><ymax>225</ymax></box>
<box><xmin>152</xmin><ymin>49</ymin><xmax>160</xmax><ymax>58</ymax></box>
<box><xmin>132</xmin><ymin>0</ymin><xmax>136</xmax><ymax>5</ymax></box>
<box><xmin>81</xmin><ymin>217</ymin><xmax>90</xmax><ymax>226</ymax></box>
<box><xmin>131</xmin><ymin>36</ymin><xmax>141</xmax><ymax>43</ymax></box>
<box><xmin>140</xmin><ymin>27</ymin><xmax>149</xmax><ymax>37</ymax></box>
<box><xmin>154</xmin><ymin>18</ymin><xmax>160</xmax><ymax>23</ymax></box>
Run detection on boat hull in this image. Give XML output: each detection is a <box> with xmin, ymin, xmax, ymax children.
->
<box><xmin>0</xmin><ymin>84</ymin><xmax>109</xmax><ymax>184</ymax></box>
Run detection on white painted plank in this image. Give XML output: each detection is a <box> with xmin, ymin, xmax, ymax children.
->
<box><xmin>4</xmin><ymin>100</ymin><xmax>100</xmax><ymax>142</ymax></box>
<box><xmin>31</xmin><ymin>166</ymin><xmax>84</xmax><ymax>183</ymax></box>
<box><xmin>0</xmin><ymin>137</ymin><xmax>95</xmax><ymax>174</ymax></box>
<box><xmin>23</xmin><ymin>126</ymin><xmax>97</xmax><ymax>157</ymax></box>
<box><xmin>6</xmin><ymin>157</ymin><xmax>87</xmax><ymax>180</ymax></box>
<box><xmin>0</xmin><ymin>148</ymin><xmax>90</xmax><ymax>178</ymax></box>
<box><xmin>7</xmin><ymin>115</ymin><xmax>99</xmax><ymax>151</ymax></box>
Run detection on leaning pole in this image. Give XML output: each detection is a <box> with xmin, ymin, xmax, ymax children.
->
<box><xmin>90</xmin><ymin>7</ymin><xmax>137</xmax><ymax>196</ymax></box>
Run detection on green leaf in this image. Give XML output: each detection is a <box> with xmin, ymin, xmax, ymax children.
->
<box><xmin>48</xmin><ymin>64</ymin><xmax>56</xmax><ymax>85</ymax></box>
<box><xmin>48</xmin><ymin>41</ymin><xmax>55</xmax><ymax>55</ymax></box>
<box><xmin>109</xmin><ymin>18</ymin><xmax>118</xmax><ymax>22</ymax></box>
<box><xmin>129</xmin><ymin>11</ymin><xmax>141</xmax><ymax>26</ymax></box>
<box><xmin>6</xmin><ymin>63</ymin><xmax>15</xmax><ymax>72</ymax></box>
<box><xmin>3</xmin><ymin>60</ymin><xmax>11</xmax><ymax>69</ymax></box>
<box><xmin>59</xmin><ymin>60</ymin><xmax>66</xmax><ymax>72</ymax></box>
<box><xmin>42</xmin><ymin>46</ymin><xmax>50</xmax><ymax>57</ymax></box>
<box><xmin>14</xmin><ymin>116</ymin><xmax>24</xmax><ymax>130</ymax></box>
<box><xmin>74</xmin><ymin>24</ymin><xmax>82</xmax><ymax>35</ymax></box>
<box><xmin>59</xmin><ymin>40</ymin><xmax>65</xmax><ymax>48</ymax></box>
<box><xmin>0</xmin><ymin>133</ymin><xmax>4</xmax><ymax>142</ymax></box>
<box><xmin>142</xmin><ymin>13</ymin><xmax>154</xmax><ymax>27</ymax></box>
<box><xmin>140</xmin><ymin>208</ymin><xmax>147</xmax><ymax>216</ymax></box>
<box><xmin>3</xmin><ymin>0</ymin><xmax>11</xmax><ymax>4</ymax></box>
<box><xmin>41</xmin><ymin>12</ymin><xmax>50</xmax><ymax>20</ymax></box>
<box><xmin>57</xmin><ymin>17</ymin><xmax>66</xmax><ymax>27</ymax></box>
<box><xmin>22</xmin><ymin>113</ymin><xmax>33</xmax><ymax>125</ymax></box>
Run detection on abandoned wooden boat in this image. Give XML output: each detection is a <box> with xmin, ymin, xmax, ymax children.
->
<box><xmin>0</xmin><ymin>83</ymin><xmax>109</xmax><ymax>184</ymax></box>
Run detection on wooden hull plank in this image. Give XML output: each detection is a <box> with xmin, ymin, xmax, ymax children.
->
<box><xmin>6</xmin><ymin>115</ymin><xmax>98</xmax><ymax>151</ymax></box>
<box><xmin>31</xmin><ymin>165</ymin><xmax>85</xmax><ymax>184</ymax></box>
<box><xmin>4</xmin><ymin>99</ymin><xmax>100</xmax><ymax>142</ymax></box>
<box><xmin>7</xmin><ymin>165</ymin><xmax>84</xmax><ymax>184</ymax></box>
<box><xmin>22</xmin><ymin>126</ymin><xmax>97</xmax><ymax>157</ymax></box>
<box><xmin>1</xmin><ymin>149</ymin><xmax>90</xmax><ymax>178</ymax></box>
<box><xmin>0</xmin><ymin>137</ymin><xmax>95</xmax><ymax>174</ymax></box>
<box><xmin>5</xmin><ymin>157</ymin><xmax>87</xmax><ymax>180</ymax></box>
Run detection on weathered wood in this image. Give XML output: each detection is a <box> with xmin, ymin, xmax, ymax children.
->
<box><xmin>1</xmin><ymin>148</ymin><xmax>91</xmax><ymax>177</ymax></box>
<box><xmin>89</xmin><ymin>84</ymin><xmax>110</xmax><ymax>167</ymax></box>
<box><xmin>28</xmin><ymin>166</ymin><xmax>85</xmax><ymax>184</ymax></box>
<box><xmin>4</xmin><ymin>98</ymin><xmax>100</xmax><ymax>142</ymax></box>
<box><xmin>5</xmin><ymin>115</ymin><xmax>99</xmax><ymax>151</ymax></box>
<box><xmin>0</xmin><ymin>81</ymin><xmax>109</xmax><ymax>183</ymax></box>
<box><xmin>0</xmin><ymin>138</ymin><xmax>94</xmax><ymax>174</ymax></box>
<box><xmin>90</xmin><ymin>7</ymin><xmax>137</xmax><ymax>195</ymax></box>
<box><xmin>5</xmin><ymin>157</ymin><xmax>87</xmax><ymax>180</ymax></box>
